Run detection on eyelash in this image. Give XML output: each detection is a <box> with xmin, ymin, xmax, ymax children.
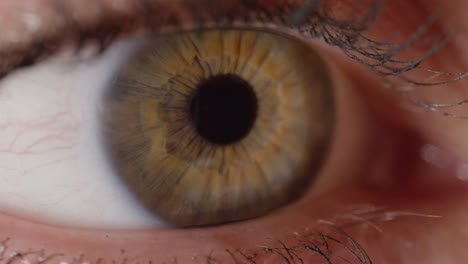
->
<box><xmin>5</xmin><ymin>0</ymin><xmax>467</xmax><ymax>123</ymax></box>
<box><xmin>0</xmin><ymin>1</ymin><xmax>465</xmax><ymax>262</ymax></box>
<box><xmin>0</xmin><ymin>0</ymin><xmax>445</xmax><ymax>83</ymax></box>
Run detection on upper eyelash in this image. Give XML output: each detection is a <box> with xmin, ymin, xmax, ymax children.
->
<box><xmin>0</xmin><ymin>0</ymin><xmax>463</xmax><ymax>93</ymax></box>
<box><xmin>1</xmin><ymin>0</ymin><xmax>466</xmax><ymax>121</ymax></box>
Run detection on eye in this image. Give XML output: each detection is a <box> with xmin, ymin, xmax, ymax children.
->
<box><xmin>102</xmin><ymin>29</ymin><xmax>334</xmax><ymax>226</ymax></box>
<box><xmin>0</xmin><ymin>28</ymin><xmax>335</xmax><ymax>229</ymax></box>
<box><xmin>1</xmin><ymin>0</ymin><xmax>467</xmax><ymax>262</ymax></box>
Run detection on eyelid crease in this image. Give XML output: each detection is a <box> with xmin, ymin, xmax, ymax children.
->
<box><xmin>0</xmin><ymin>0</ymin><xmax>399</xmax><ymax>79</ymax></box>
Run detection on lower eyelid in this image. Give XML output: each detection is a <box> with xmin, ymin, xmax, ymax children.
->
<box><xmin>0</xmin><ymin>187</ymin><xmax>451</xmax><ymax>263</ymax></box>
<box><xmin>0</xmin><ymin>206</ymin><xmax>339</xmax><ymax>262</ymax></box>
<box><xmin>0</xmin><ymin>192</ymin><xmax>395</xmax><ymax>263</ymax></box>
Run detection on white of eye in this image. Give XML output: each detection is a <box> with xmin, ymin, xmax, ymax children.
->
<box><xmin>0</xmin><ymin>38</ymin><xmax>165</xmax><ymax>229</ymax></box>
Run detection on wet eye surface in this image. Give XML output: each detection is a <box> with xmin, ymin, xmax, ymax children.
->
<box><xmin>1</xmin><ymin>0</ymin><xmax>468</xmax><ymax>263</ymax></box>
<box><xmin>102</xmin><ymin>29</ymin><xmax>334</xmax><ymax>226</ymax></box>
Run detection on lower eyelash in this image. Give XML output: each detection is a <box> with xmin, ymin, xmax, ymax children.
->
<box><xmin>0</xmin><ymin>206</ymin><xmax>440</xmax><ymax>263</ymax></box>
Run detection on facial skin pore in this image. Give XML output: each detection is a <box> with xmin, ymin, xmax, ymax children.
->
<box><xmin>0</xmin><ymin>0</ymin><xmax>467</xmax><ymax>263</ymax></box>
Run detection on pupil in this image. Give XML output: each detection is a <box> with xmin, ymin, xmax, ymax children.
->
<box><xmin>190</xmin><ymin>74</ymin><xmax>258</xmax><ymax>145</ymax></box>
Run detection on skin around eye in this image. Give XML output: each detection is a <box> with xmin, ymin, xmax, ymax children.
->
<box><xmin>1</xmin><ymin>0</ymin><xmax>468</xmax><ymax>263</ymax></box>
<box><xmin>102</xmin><ymin>29</ymin><xmax>334</xmax><ymax>227</ymax></box>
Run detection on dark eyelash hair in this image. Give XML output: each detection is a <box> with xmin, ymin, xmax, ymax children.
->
<box><xmin>0</xmin><ymin>218</ymin><xmax>373</xmax><ymax>263</ymax></box>
<box><xmin>0</xmin><ymin>0</ymin><xmax>433</xmax><ymax>78</ymax></box>
<box><xmin>0</xmin><ymin>0</ymin><xmax>466</xmax><ymax>117</ymax></box>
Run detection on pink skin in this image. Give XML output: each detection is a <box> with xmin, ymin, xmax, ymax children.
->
<box><xmin>0</xmin><ymin>0</ymin><xmax>467</xmax><ymax>263</ymax></box>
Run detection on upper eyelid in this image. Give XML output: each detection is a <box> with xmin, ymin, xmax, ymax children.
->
<box><xmin>0</xmin><ymin>0</ymin><xmax>384</xmax><ymax>78</ymax></box>
<box><xmin>0</xmin><ymin>0</ymin><xmax>450</xmax><ymax>84</ymax></box>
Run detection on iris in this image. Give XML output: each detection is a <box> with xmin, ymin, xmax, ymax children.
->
<box><xmin>102</xmin><ymin>29</ymin><xmax>335</xmax><ymax>226</ymax></box>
